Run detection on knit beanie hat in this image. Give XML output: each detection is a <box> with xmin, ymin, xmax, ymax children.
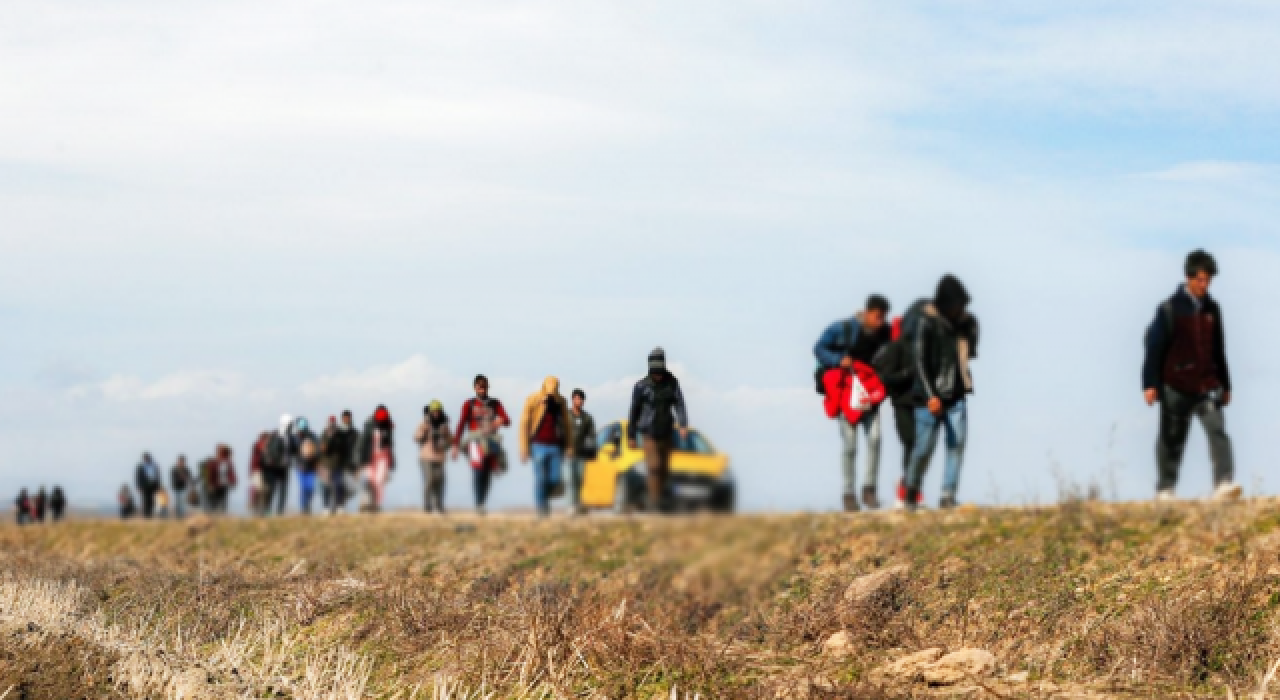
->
<box><xmin>648</xmin><ymin>347</ymin><xmax>667</xmax><ymax>371</ymax></box>
<box><xmin>374</xmin><ymin>406</ymin><xmax>390</xmax><ymax>423</ymax></box>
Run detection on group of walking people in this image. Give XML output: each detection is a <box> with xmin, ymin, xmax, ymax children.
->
<box><xmin>13</xmin><ymin>486</ymin><xmax>67</xmax><ymax>524</ymax></box>
<box><xmin>817</xmin><ymin>251</ymin><xmax>1239</xmax><ymax>512</ymax></box>
<box><xmin>121</xmin><ymin>449</ymin><xmax>236</xmax><ymax>519</ymax></box>
<box><xmin>117</xmin><ymin>347</ymin><xmax>690</xmax><ymax>518</ymax></box>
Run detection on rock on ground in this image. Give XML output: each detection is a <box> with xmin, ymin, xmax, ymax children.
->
<box><xmin>822</xmin><ymin>630</ymin><xmax>854</xmax><ymax>658</ymax></box>
<box><xmin>878</xmin><ymin>647</ymin><xmax>997</xmax><ymax>687</ymax></box>
<box><xmin>843</xmin><ymin>564</ymin><xmax>910</xmax><ymax>604</ymax></box>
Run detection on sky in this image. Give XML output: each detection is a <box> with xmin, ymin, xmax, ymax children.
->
<box><xmin>2</xmin><ymin>0</ymin><xmax>1279</xmax><ymax>513</ymax></box>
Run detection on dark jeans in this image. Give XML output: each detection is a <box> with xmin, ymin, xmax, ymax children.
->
<box><xmin>473</xmin><ymin>468</ymin><xmax>493</xmax><ymax>509</ymax></box>
<box><xmin>140</xmin><ymin>488</ymin><xmax>157</xmax><ymax>518</ymax></box>
<box><xmin>420</xmin><ymin>459</ymin><xmax>446</xmax><ymax>513</ymax></box>
<box><xmin>264</xmin><ymin>469</ymin><xmax>289</xmax><ymax>515</ymax></box>
<box><xmin>208</xmin><ymin>488</ymin><xmax>229</xmax><ymax>514</ymax></box>
<box><xmin>643</xmin><ymin>436</ymin><xmax>673</xmax><ymax>513</ymax></box>
<box><xmin>893</xmin><ymin>401</ymin><xmax>917</xmax><ymax>472</ymax></box>
<box><xmin>1157</xmin><ymin>385</ymin><xmax>1234</xmax><ymax>491</ymax></box>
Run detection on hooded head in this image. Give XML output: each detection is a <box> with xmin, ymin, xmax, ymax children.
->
<box><xmin>427</xmin><ymin>400</ymin><xmax>443</xmax><ymax>415</ymax></box>
<box><xmin>373</xmin><ymin>405</ymin><xmax>391</xmax><ymax>425</ymax></box>
<box><xmin>217</xmin><ymin>444</ymin><xmax>231</xmax><ymax>459</ymax></box>
<box><xmin>648</xmin><ymin>347</ymin><xmax>667</xmax><ymax>373</ymax></box>
<box><xmin>540</xmin><ymin>376</ymin><xmax>561</xmax><ymax>398</ymax></box>
<box><xmin>934</xmin><ymin>275</ymin><xmax>971</xmax><ymax>320</ymax></box>
<box><xmin>279</xmin><ymin>414</ymin><xmax>294</xmax><ymax>436</ymax></box>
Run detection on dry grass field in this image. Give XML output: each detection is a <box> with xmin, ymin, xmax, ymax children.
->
<box><xmin>4</xmin><ymin>499</ymin><xmax>1280</xmax><ymax>698</ymax></box>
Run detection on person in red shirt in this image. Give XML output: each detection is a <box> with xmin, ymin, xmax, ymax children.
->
<box><xmin>454</xmin><ymin>375</ymin><xmax>510</xmax><ymax>514</ymax></box>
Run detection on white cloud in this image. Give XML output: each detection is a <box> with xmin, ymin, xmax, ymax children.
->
<box><xmin>68</xmin><ymin>370</ymin><xmax>260</xmax><ymax>402</ymax></box>
<box><xmin>298</xmin><ymin>354</ymin><xmax>467</xmax><ymax>399</ymax></box>
<box><xmin>1141</xmin><ymin>161</ymin><xmax>1275</xmax><ymax>184</ymax></box>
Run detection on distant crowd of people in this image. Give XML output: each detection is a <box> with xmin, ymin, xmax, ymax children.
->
<box><xmin>13</xmin><ymin>486</ymin><xmax>67</xmax><ymax>525</ymax></box>
<box><xmin>815</xmin><ymin>250</ymin><xmax>1238</xmax><ymax>512</ymax></box>
<box><xmin>119</xmin><ymin>347</ymin><xmax>689</xmax><ymax>519</ymax></box>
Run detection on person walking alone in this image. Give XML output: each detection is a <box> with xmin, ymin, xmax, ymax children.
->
<box><xmin>455</xmin><ymin>375</ymin><xmax>511</xmax><ymax>515</ymax></box>
<box><xmin>567</xmin><ymin>389</ymin><xmax>597</xmax><ymax>516</ymax></box>
<box><xmin>414</xmin><ymin>401</ymin><xmax>451</xmax><ymax>514</ymax></box>
<box><xmin>356</xmin><ymin>406</ymin><xmax>395</xmax><ymax>513</ymax></box>
<box><xmin>521</xmin><ymin>377</ymin><xmax>575</xmax><ymax>517</ymax></box>
<box><xmin>1143</xmin><ymin>250</ymin><xmax>1240</xmax><ymax>502</ymax></box>
<box><xmin>814</xmin><ymin>295</ymin><xmax>893</xmax><ymax>511</ymax></box>
<box><xmin>135</xmin><ymin>453</ymin><xmax>162</xmax><ymax>518</ymax></box>
<box><xmin>264</xmin><ymin>415</ymin><xmax>295</xmax><ymax>515</ymax></box>
<box><xmin>903</xmin><ymin>275</ymin><xmax>980</xmax><ymax>510</ymax></box>
<box><xmin>627</xmin><ymin>348</ymin><xmax>689</xmax><ymax>513</ymax></box>
<box><xmin>170</xmin><ymin>456</ymin><xmax>192</xmax><ymax>518</ymax></box>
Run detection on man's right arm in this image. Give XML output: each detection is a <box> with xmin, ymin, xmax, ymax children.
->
<box><xmin>813</xmin><ymin>321</ymin><xmax>851</xmax><ymax>368</ymax></box>
<box><xmin>1142</xmin><ymin>305</ymin><xmax>1168</xmax><ymax>394</ymax></box>
<box><xmin>913</xmin><ymin>318</ymin><xmax>937</xmax><ymax>404</ymax></box>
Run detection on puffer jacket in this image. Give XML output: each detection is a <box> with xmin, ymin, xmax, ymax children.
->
<box><xmin>822</xmin><ymin>362</ymin><xmax>887</xmax><ymax>424</ymax></box>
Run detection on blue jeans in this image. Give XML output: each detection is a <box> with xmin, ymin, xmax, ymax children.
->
<box><xmin>299</xmin><ymin>471</ymin><xmax>317</xmax><ymax>514</ymax></box>
<box><xmin>906</xmin><ymin>400</ymin><xmax>967</xmax><ymax>498</ymax></box>
<box><xmin>531</xmin><ymin>444</ymin><xmax>564</xmax><ymax>516</ymax></box>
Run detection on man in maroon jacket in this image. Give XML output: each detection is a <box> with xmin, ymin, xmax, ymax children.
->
<box><xmin>454</xmin><ymin>375</ymin><xmax>511</xmax><ymax>514</ymax></box>
<box><xmin>1143</xmin><ymin>249</ymin><xmax>1238</xmax><ymax>502</ymax></box>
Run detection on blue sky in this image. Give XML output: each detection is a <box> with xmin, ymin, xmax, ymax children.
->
<box><xmin>2</xmin><ymin>0</ymin><xmax>1279</xmax><ymax>512</ymax></box>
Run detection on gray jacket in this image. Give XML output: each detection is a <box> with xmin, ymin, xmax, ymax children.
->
<box><xmin>626</xmin><ymin>372</ymin><xmax>689</xmax><ymax>442</ymax></box>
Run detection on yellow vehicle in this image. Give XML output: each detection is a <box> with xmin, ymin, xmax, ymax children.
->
<box><xmin>580</xmin><ymin>421</ymin><xmax>735</xmax><ymax>513</ymax></box>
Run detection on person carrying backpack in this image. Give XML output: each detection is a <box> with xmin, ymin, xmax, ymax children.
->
<box><xmin>814</xmin><ymin>295</ymin><xmax>893</xmax><ymax>511</ymax></box>
<box><xmin>627</xmin><ymin>348</ymin><xmax>689</xmax><ymax>513</ymax></box>
<box><xmin>1143</xmin><ymin>250</ymin><xmax>1239</xmax><ymax>502</ymax></box>
<box><xmin>873</xmin><ymin>316</ymin><xmax>923</xmax><ymax>510</ymax></box>
<box><xmin>903</xmin><ymin>275</ymin><xmax>980</xmax><ymax>511</ymax></box>
<box><xmin>294</xmin><ymin>417</ymin><xmax>322</xmax><ymax>514</ymax></box>
<box><xmin>567</xmin><ymin>389</ymin><xmax>597</xmax><ymax>516</ymax></box>
<box><xmin>170</xmin><ymin>456</ymin><xmax>192</xmax><ymax>518</ymax></box>
<box><xmin>414</xmin><ymin>401</ymin><xmax>452</xmax><ymax>514</ymax></box>
<box><xmin>263</xmin><ymin>415</ymin><xmax>295</xmax><ymax>515</ymax></box>
<box><xmin>135</xmin><ymin>453</ymin><xmax>162</xmax><ymax>518</ymax></box>
<box><xmin>520</xmin><ymin>377</ymin><xmax>575</xmax><ymax>518</ymax></box>
<box><xmin>455</xmin><ymin>375</ymin><xmax>511</xmax><ymax>515</ymax></box>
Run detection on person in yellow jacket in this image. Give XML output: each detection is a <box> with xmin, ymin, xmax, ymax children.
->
<box><xmin>520</xmin><ymin>377</ymin><xmax>576</xmax><ymax>517</ymax></box>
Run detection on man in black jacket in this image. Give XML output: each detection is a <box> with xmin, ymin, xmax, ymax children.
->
<box><xmin>903</xmin><ymin>275</ymin><xmax>979</xmax><ymax>510</ymax></box>
<box><xmin>627</xmin><ymin>348</ymin><xmax>689</xmax><ymax>513</ymax></box>
<box><xmin>135</xmin><ymin>453</ymin><xmax>162</xmax><ymax>518</ymax></box>
<box><xmin>1143</xmin><ymin>250</ymin><xmax>1238</xmax><ymax>502</ymax></box>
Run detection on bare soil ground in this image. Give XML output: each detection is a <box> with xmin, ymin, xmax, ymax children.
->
<box><xmin>3</xmin><ymin>499</ymin><xmax>1280</xmax><ymax>698</ymax></box>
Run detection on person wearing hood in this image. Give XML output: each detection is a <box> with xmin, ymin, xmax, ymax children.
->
<box><xmin>34</xmin><ymin>486</ymin><xmax>47</xmax><ymax>523</ymax></box>
<box><xmin>294</xmin><ymin>417</ymin><xmax>322</xmax><ymax>514</ymax></box>
<box><xmin>1143</xmin><ymin>250</ymin><xmax>1239</xmax><ymax>502</ymax></box>
<box><xmin>521</xmin><ymin>377</ymin><xmax>575</xmax><ymax>517</ymax></box>
<box><xmin>355</xmin><ymin>405</ymin><xmax>395</xmax><ymax>513</ymax></box>
<box><xmin>264</xmin><ymin>415</ymin><xmax>296</xmax><ymax>515</ymax></box>
<box><xmin>627</xmin><ymin>348</ymin><xmax>689</xmax><ymax>513</ymax></box>
<box><xmin>135</xmin><ymin>453</ymin><xmax>162</xmax><ymax>518</ymax></box>
<box><xmin>902</xmin><ymin>275</ymin><xmax>980</xmax><ymax>510</ymax></box>
<box><xmin>414</xmin><ymin>401</ymin><xmax>452</xmax><ymax>514</ymax></box>
<box><xmin>814</xmin><ymin>294</ymin><xmax>893</xmax><ymax>512</ymax></box>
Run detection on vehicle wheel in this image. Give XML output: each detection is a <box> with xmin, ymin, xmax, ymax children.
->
<box><xmin>709</xmin><ymin>483</ymin><xmax>735</xmax><ymax>514</ymax></box>
<box><xmin>614</xmin><ymin>470</ymin><xmax>640</xmax><ymax>514</ymax></box>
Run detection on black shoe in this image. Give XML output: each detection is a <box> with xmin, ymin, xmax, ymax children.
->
<box><xmin>861</xmin><ymin>486</ymin><xmax>880</xmax><ymax>510</ymax></box>
<box><xmin>939</xmin><ymin>494</ymin><xmax>957</xmax><ymax>509</ymax></box>
<box><xmin>904</xmin><ymin>487</ymin><xmax>921</xmax><ymax>512</ymax></box>
<box><xmin>843</xmin><ymin>493</ymin><xmax>861</xmax><ymax>512</ymax></box>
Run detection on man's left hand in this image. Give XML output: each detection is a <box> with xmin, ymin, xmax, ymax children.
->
<box><xmin>678</xmin><ymin>426</ymin><xmax>689</xmax><ymax>439</ymax></box>
<box><xmin>1221</xmin><ymin>391</ymin><xmax>1232</xmax><ymax>407</ymax></box>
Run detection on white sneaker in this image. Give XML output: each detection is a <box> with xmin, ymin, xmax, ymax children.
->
<box><xmin>892</xmin><ymin>497</ymin><xmax>906</xmax><ymax>511</ymax></box>
<box><xmin>1212</xmin><ymin>482</ymin><xmax>1243</xmax><ymax>502</ymax></box>
<box><xmin>1155</xmin><ymin>489</ymin><xmax>1177</xmax><ymax>503</ymax></box>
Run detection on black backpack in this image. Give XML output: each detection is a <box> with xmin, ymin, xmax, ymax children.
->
<box><xmin>649</xmin><ymin>378</ymin><xmax>680</xmax><ymax>438</ymax></box>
